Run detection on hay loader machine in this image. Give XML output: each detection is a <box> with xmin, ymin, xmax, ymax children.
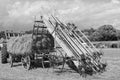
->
<box><xmin>43</xmin><ymin>15</ymin><xmax>107</xmax><ymax>75</ymax></box>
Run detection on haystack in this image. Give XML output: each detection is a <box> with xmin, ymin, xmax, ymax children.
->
<box><xmin>7</xmin><ymin>33</ymin><xmax>54</xmax><ymax>55</ymax></box>
<box><xmin>7</xmin><ymin>35</ymin><xmax>32</xmax><ymax>55</ymax></box>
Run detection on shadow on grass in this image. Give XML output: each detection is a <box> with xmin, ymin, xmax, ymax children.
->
<box><xmin>53</xmin><ymin>68</ymin><xmax>77</xmax><ymax>74</ymax></box>
<box><xmin>12</xmin><ymin>63</ymin><xmax>22</xmax><ymax>67</ymax></box>
<box><xmin>31</xmin><ymin>59</ymin><xmax>51</xmax><ymax>69</ymax></box>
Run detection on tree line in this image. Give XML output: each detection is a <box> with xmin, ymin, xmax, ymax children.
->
<box><xmin>0</xmin><ymin>24</ymin><xmax>120</xmax><ymax>42</ymax></box>
<box><xmin>82</xmin><ymin>25</ymin><xmax>120</xmax><ymax>41</ymax></box>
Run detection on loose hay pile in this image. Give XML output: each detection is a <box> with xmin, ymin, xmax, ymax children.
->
<box><xmin>7</xmin><ymin>35</ymin><xmax>32</xmax><ymax>55</ymax></box>
<box><xmin>6</xmin><ymin>34</ymin><xmax>54</xmax><ymax>55</ymax></box>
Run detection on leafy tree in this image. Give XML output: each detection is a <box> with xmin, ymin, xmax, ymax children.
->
<box><xmin>90</xmin><ymin>31</ymin><xmax>102</xmax><ymax>41</ymax></box>
<box><xmin>116</xmin><ymin>30</ymin><xmax>120</xmax><ymax>40</ymax></box>
<box><xmin>82</xmin><ymin>28</ymin><xmax>96</xmax><ymax>36</ymax></box>
<box><xmin>0</xmin><ymin>31</ymin><xmax>6</xmax><ymax>39</ymax></box>
<box><xmin>91</xmin><ymin>25</ymin><xmax>117</xmax><ymax>41</ymax></box>
<box><xmin>25</xmin><ymin>30</ymin><xmax>33</xmax><ymax>34</ymax></box>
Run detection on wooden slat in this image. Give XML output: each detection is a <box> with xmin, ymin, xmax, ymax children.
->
<box><xmin>44</xmin><ymin>19</ymin><xmax>76</xmax><ymax>57</ymax></box>
<box><xmin>53</xmin><ymin>17</ymin><xmax>100</xmax><ymax>68</ymax></box>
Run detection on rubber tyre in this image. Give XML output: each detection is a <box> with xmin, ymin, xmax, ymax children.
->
<box><xmin>1</xmin><ymin>46</ymin><xmax>8</xmax><ymax>64</ymax></box>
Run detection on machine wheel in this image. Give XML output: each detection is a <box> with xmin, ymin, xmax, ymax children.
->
<box><xmin>21</xmin><ymin>56</ymin><xmax>31</xmax><ymax>70</ymax></box>
<box><xmin>1</xmin><ymin>46</ymin><xmax>8</xmax><ymax>64</ymax></box>
<box><xmin>49</xmin><ymin>50</ymin><xmax>66</xmax><ymax>72</ymax></box>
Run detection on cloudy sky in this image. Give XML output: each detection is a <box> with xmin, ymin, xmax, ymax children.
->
<box><xmin>0</xmin><ymin>0</ymin><xmax>120</xmax><ymax>31</ymax></box>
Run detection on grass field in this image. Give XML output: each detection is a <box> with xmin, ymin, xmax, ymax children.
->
<box><xmin>0</xmin><ymin>48</ymin><xmax>120</xmax><ymax>80</ymax></box>
<box><xmin>88</xmin><ymin>48</ymin><xmax>120</xmax><ymax>80</ymax></box>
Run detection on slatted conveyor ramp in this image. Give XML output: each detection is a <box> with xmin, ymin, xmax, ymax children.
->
<box><xmin>43</xmin><ymin>15</ymin><xmax>106</xmax><ymax>73</ymax></box>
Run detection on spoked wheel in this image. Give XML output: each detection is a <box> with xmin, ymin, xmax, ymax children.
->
<box><xmin>49</xmin><ymin>55</ymin><xmax>58</xmax><ymax>68</ymax></box>
<box><xmin>49</xmin><ymin>50</ymin><xmax>66</xmax><ymax>72</ymax></box>
<box><xmin>56</xmin><ymin>49</ymin><xmax>67</xmax><ymax>72</ymax></box>
<box><xmin>9</xmin><ymin>54</ymin><xmax>13</xmax><ymax>67</ymax></box>
<box><xmin>21</xmin><ymin>56</ymin><xmax>31</xmax><ymax>70</ymax></box>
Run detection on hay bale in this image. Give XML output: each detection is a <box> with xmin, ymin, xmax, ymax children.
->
<box><xmin>7</xmin><ymin>35</ymin><xmax>32</xmax><ymax>55</ymax></box>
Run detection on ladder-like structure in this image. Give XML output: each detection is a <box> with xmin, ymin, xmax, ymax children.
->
<box><xmin>55</xmin><ymin>17</ymin><xmax>103</xmax><ymax>58</ymax></box>
<box><xmin>32</xmin><ymin>16</ymin><xmax>48</xmax><ymax>40</ymax></box>
<box><xmin>32</xmin><ymin>16</ymin><xmax>52</xmax><ymax>68</ymax></box>
<box><xmin>43</xmin><ymin>15</ymin><xmax>106</xmax><ymax>73</ymax></box>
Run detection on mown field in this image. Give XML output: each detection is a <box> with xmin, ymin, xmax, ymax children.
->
<box><xmin>89</xmin><ymin>48</ymin><xmax>120</xmax><ymax>80</ymax></box>
<box><xmin>0</xmin><ymin>48</ymin><xmax>120</xmax><ymax>80</ymax></box>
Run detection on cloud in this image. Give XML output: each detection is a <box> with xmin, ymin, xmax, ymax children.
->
<box><xmin>111</xmin><ymin>0</ymin><xmax>120</xmax><ymax>4</ymax></box>
<box><xmin>58</xmin><ymin>6</ymin><xmax>79</xmax><ymax>15</ymax></box>
<box><xmin>8</xmin><ymin>0</ymin><xmax>58</xmax><ymax>18</ymax></box>
<box><xmin>1</xmin><ymin>0</ymin><xmax>60</xmax><ymax>31</ymax></box>
<box><xmin>8</xmin><ymin>1</ymin><xmax>29</xmax><ymax>17</ymax></box>
<box><xmin>1</xmin><ymin>0</ymin><xmax>120</xmax><ymax>31</ymax></box>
